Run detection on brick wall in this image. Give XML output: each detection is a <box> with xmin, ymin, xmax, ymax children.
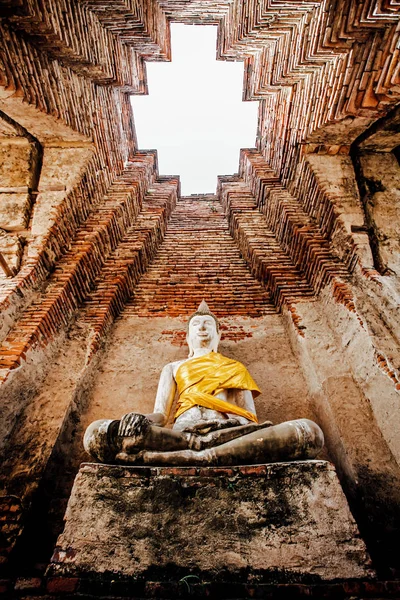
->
<box><xmin>125</xmin><ymin>195</ymin><xmax>275</xmax><ymax>320</ymax></box>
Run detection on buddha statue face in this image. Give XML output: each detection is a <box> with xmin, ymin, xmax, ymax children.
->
<box><xmin>187</xmin><ymin>314</ymin><xmax>220</xmax><ymax>357</ymax></box>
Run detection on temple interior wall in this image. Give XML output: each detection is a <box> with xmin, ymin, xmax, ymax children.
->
<box><xmin>284</xmin><ymin>289</ymin><xmax>400</xmax><ymax>570</ymax></box>
<box><xmin>358</xmin><ymin>152</ymin><xmax>400</xmax><ymax>276</ymax></box>
<box><xmin>0</xmin><ymin>0</ymin><xmax>399</xmax><ymax>593</ymax></box>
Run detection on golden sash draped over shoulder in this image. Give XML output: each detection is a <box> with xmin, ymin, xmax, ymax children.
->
<box><xmin>175</xmin><ymin>352</ymin><xmax>260</xmax><ymax>423</ymax></box>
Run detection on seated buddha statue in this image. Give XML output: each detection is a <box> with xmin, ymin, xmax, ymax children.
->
<box><xmin>84</xmin><ymin>301</ymin><xmax>324</xmax><ymax>465</ymax></box>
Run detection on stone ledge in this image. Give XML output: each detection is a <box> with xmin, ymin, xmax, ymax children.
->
<box><xmin>5</xmin><ymin>579</ymin><xmax>400</xmax><ymax>598</ymax></box>
<box><xmin>49</xmin><ymin>461</ymin><xmax>373</xmax><ymax>583</ymax></box>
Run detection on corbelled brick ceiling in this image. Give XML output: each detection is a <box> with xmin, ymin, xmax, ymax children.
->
<box><xmin>0</xmin><ymin>0</ymin><xmax>397</xmax><ymax>374</ymax></box>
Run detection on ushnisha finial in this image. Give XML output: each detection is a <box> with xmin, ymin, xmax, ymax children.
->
<box><xmin>188</xmin><ymin>300</ymin><xmax>220</xmax><ymax>332</ymax></box>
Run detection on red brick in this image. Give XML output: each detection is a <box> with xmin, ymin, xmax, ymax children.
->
<box><xmin>46</xmin><ymin>577</ymin><xmax>79</xmax><ymax>593</ymax></box>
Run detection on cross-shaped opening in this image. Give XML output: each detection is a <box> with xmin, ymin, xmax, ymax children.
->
<box><xmin>131</xmin><ymin>24</ymin><xmax>259</xmax><ymax>195</ymax></box>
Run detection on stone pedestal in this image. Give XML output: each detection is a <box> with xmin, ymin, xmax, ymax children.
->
<box><xmin>50</xmin><ymin>461</ymin><xmax>373</xmax><ymax>583</ymax></box>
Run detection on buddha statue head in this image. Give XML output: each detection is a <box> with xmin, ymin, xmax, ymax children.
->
<box><xmin>187</xmin><ymin>300</ymin><xmax>220</xmax><ymax>357</ymax></box>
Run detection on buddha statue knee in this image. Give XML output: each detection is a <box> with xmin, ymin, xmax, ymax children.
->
<box><xmin>84</xmin><ymin>420</ymin><xmax>119</xmax><ymax>464</ymax></box>
<box><xmin>84</xmin><ymin>414</ymin><xmax>153</xmax><ymax>462</ymax></box>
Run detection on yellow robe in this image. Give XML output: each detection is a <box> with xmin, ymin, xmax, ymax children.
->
<box><xmin>175</xmin><ymin>351</ymin><xmax>260</xmax><ymax>423</ymax></box>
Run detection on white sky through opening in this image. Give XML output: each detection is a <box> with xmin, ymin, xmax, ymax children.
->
<box><xmin>131</xmin><ymin>24</ymin><xmax>259</xmax><ymax>195</ymax></box>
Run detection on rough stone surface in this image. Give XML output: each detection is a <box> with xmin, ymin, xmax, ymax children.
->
<box><xmin>50</xmin><ymin>461</ymin><xmax>372</xmax><ymax>582</ymax></box>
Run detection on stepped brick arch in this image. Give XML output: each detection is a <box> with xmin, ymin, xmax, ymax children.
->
<box><xmin>0</xmin><ymin>0</ymin><xmax>399</xmax><ymax>594</ymax></box>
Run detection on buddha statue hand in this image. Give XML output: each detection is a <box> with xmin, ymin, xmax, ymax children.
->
<box><xmin>118</xmin><ymin>413</ymin><xmax>151</xmax><ymax>439</ymax></box>
<box><xmin>183</xmin><ymin>418</ymin><xmax>246</xmax><ymax>434</ymax></box>
<box><xmin>183</xmin><ymin>418</ymin><xmax>274</xmax><ymax>435</ymax></box>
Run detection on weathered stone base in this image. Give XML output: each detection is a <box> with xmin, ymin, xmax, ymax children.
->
<box><xmin>50</xmin><ymin>461</ymin><xmax>373</xmax><ymax>583</ymax></box>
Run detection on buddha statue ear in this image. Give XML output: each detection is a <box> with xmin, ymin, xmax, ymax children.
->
<box><xmin>187</xmin><ymin>334</ymin><xmax>194</xmax><ymax>358</ymax></box>
<box><xmin>210</xmin><ymin>331</ymin><xmax>221</xmax><ymax>353</ymax></box>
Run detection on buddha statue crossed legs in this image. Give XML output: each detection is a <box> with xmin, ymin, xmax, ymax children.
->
<box><xmin>84</xmin><ymin>301</ymin><xmax>324</xmax><ymax>465</ymax></box>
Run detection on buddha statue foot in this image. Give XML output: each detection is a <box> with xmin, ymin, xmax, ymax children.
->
<box><xmin>114</xmin><ymin>419</ymin><xmax>324</xmax><ymax>466</ymax></box>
